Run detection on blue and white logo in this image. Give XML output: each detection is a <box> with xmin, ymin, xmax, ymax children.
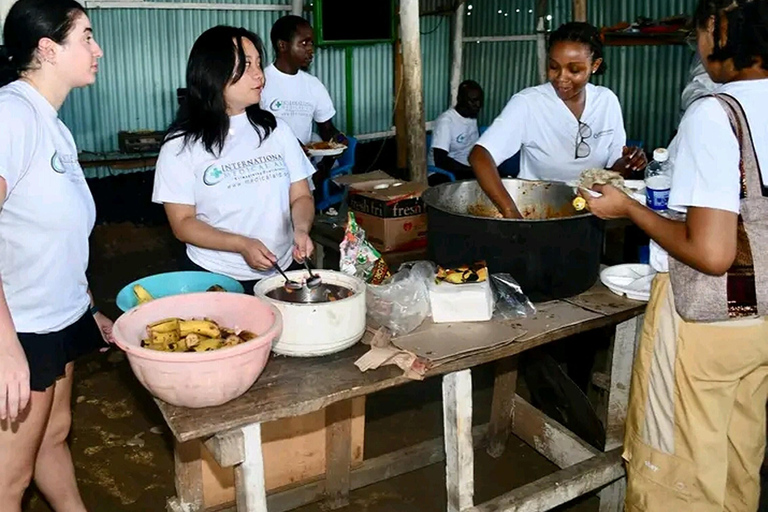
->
<box><xmin>203</xmin><ymin>165</ymin><xmax>226</xmax><ymax>186</ymax></box>
<box><xmin>456</xmin><ymin>133</ymin><xmax>467</xmax><ymax>144</ymax></box>
<box><xmin>270</xmin><ymin>99</ymin><xmax>283</xmax><ymax>112</ymax></box>
<box><xmin>51</xmin><ymin>152</ymin><xmax>66</xmax><ymax>174</ymax></box>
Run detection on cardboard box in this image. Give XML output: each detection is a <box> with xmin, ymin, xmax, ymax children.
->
<box><xmin>354</xmin><ymin>211</ymin><xmax>427</xmax><ymax>252</ymax></box>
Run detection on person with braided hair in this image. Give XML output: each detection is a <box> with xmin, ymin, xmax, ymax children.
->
<box><xmin>469</xmin><ymin>21</ymin><xmax>646</xmax><ymax>218</ymax></box>
<box><xmin>580</xmin><ymin>0</ymin><xmax>768</xmax><ymax>509</ymax></box>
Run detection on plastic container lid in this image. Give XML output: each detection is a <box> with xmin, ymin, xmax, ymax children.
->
<box><xmin>653</xmin><ymin>148</ymin><xmax>669</xmax><ymax>162</ymax></box>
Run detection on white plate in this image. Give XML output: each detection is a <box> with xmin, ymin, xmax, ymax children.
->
<box><xmin>307</xmin><ymin>146</ymin><xmax>346</xmax><ymax>157</ymax></box>
<box><xmin>600</xmin><ymin>263</ymin><xmax>656</xmax><ymax>301</ymax></box>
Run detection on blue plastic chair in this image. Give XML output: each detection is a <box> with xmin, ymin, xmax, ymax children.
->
<box><xmin>316</xmin><ymin>136</ymin><xmax>358</xmax><ymax>212</ymax></box>
<box><xmin>426</xmin><ymin>133</ymin><xmax>456</xmax><ymax>182</ymax></box>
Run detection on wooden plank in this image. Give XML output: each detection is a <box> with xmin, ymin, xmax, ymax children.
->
<box><xmin>511</xmin><ymin>395</ymin><xmax>598</xmax><ymax>469</ymax></box>
<box><xmin>268</xmin><ymin>424</ymin><xmax>489</xmax><ymax>512</ymax></box>
<box><xmin>487</xmin><ymin>356</ymin><xmax>519</xmax><ymax>458</ymax></box>
<box><xmin>443</xmin><ymin>370</ymin><xmax>474</xmax><ymax>512</ymax></box>
<box><xmin>158</xmin><ymin>296</ymin><xmax>644</xmax><ymax>443</ymax></box>
<box><xmin>206</xmin><ymin>430</ymin><xmax>245</xmax><ymax>468</ymax></box>
<box><xmin>449</xmin><ymin>1</ymin><xmax>465</xmax><ymax>106</ymax></box>
<box><xmin>324</xmin><ymin>399</ymin><xmax>353</xmax><ymax>509</ymax></box>
<box><xmin>466</xmin><ymin>449</ymin><xmax>625</xmax><ymax>512</ymax></box>
<box><xmin>399</xmin><ymin>0</ymin><xmax>427</xmax><ymax>183</ymax></box>
<box><xmin>597</xmin><ymin>316</ymin><xmax>642</xmax><ymax>512</ymax></box>
<box><xmin>394</xmin><ymin>39</ymin><xmax>408</xmax><ymax>170</ymax></box>
<box><xmin>174</xmin><ymin>439</ymin><xmax>205</xmax><ymax>511</ymax></box>
<box><xmin>573</xmin><ymin>0</ymin><xmax>587</xmax><ymax>21</ymax></box>
<box><xmin>235</xmin><ymin>424</ymin><xmax>267</xmax><ymax>512</ymax></box>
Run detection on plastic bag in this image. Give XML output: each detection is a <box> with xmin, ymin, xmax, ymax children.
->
<box><xmin>490</xmin><ymin>273</ymin><xmax>536</xmax><ymax>320</ymax></box>
<box><xmin>339</xmin><ymin>211</ymin><xmax>391</xmax><ymax>284</ymax></box>
<box><xmin>366</xmin><ymin>261</ymin><xmax>436</xmax><ymax>336</ymax></box>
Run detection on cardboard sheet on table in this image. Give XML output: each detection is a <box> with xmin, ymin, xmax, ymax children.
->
<box><xmin>563</xmin><ymin>281</ymin><xmax>646</xmax><ymax>316</ymax></box>
<box><xmin>512</xmin><ymin>301</ymin><xmax>603</xmax><ymax>342</ymax></box>
<box><xmin>391</xmin><ymin>319</ymin><xmax>527</xmax><ymax>363</ymax></box>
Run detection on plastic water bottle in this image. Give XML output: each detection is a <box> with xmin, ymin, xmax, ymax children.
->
<box><xmin>645</xmin><ymin>148</ymin><xmax>672</xmax><ymax>212</ymax></box>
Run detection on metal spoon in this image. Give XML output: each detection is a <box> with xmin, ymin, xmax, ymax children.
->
<box><xmin>302</xmin><ymin>259</ymin><xmax>322</xmax><ymax>289</ymax></box>
<box><xmin>272</xmin><ymin>261</ymin><xmax>302</xmax><ymax>290</ymax></box>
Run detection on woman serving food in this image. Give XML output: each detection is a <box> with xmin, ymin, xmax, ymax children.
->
<box><xmin>152</xmin><ymin>25</ymin><xmax>316</xmax><ymax>292</ymax></box>
<box><xmin>470</xmin><ymin>22</ymin><xmax>646</xmax><ymax>219</ymax></box>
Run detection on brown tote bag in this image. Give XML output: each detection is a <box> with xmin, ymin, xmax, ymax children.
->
<box><xmin>669</xmin><ymin>93</ymin><xmax>768</xmax><ymax>322</ymax></box>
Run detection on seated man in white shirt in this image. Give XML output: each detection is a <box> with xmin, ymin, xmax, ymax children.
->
<box><xmin>261</xmin><ymin>15</ymin><xmax>347</xmax><ymax>191</ymax></box>
<box><xmin>429</xmin><ymin>80</ymin><xmax>483</xmax><ymax>181</ymax></box>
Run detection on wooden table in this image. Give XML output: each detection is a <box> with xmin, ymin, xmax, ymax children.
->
<box><xmin>159</xmin><ymin>283</ymin><xmax>645</xmax><ymax>512</ymax></box>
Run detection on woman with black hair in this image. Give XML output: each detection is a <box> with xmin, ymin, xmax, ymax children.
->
<box><xmin>470</xmin><ymin>22</ymin><xmax>646</xmax><ymax>218</ymax></box>
<box><xmin>0</xmin><ymin>0</ymin><xmax>109</xmax><ymax>509</ymax></box>
<box><xmin>152</xmin><ymin>26</ymin><xmax>316</xmax><ymax>291</ymax></box>
<box><xmin>582</xmin><ymin>0</ymin><xmax>768</xmax><ymax>509</ymax></box>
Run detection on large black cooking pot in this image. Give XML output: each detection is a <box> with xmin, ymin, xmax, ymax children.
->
<box><xmin>422</xmin><ymin>179</ymin><xmax>605</xmax><ymax>302</ymax></box>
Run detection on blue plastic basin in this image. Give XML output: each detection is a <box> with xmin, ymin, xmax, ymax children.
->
<box><xmin>115</xmin><ymin>271</ymin><xmax>245</xmax><ymax>312</ymax></box>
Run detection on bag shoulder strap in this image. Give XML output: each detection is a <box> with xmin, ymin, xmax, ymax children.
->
<box><xmin>712</xmin><ymin>93</ymin><xmax>766</xmax><ymax>199</ymax></box>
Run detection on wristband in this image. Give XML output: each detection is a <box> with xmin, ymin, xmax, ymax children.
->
<box><xmin>90</xmin><ymin>305</ymin><xmax>100</xmax><ymax>316</ymax></box>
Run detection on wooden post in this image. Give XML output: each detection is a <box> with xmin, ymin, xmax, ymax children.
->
<box><xmin>486</xmin><ymin>356</ymin><xmax>519</xmax><ymax>458</ymax></box>
<box><xmin>172</xmin><ymin>439</ymin><xmax>205</xmax><ymax>511</ymax></box>
<box><xmin>291</xmin><ymin>0</ymin><xmax>303</xmax><ymax>16</ymax></box>
<box><xmin>234</xmin><ymin>423</ymin><xmax>268</xmax><ymax>512</ymax></box>
<box><xmin>324</xmin><ymin>399</ymin><xmax>353</xmax><ymax>509</ymax></box>
<box><xmin>394</xmin><ymin>39</ymin><xmax>408</xmax><ymax>170</ymax></box>
<box><xmin>598</xmin><ymin>316</ymin><xmax>642</xmax><ymax>512</ymax></box>
<box><xmin>450</xmin><ymin>1</ymin><xmax>466</xmax><ymax>106</ymax></box>
<box><xmin>574</xmin><ymin>0</ymin><xmax>587</xmax><ymax>22</ymax></box>
<box><xmin>443</xmin><ymin>370</ymin><xmax>474</xmax><ymax>512</ymax></box>
<box><xmin>536</xmin><ymin>0</ymin><xmax>549</xmax><ymax>84</ymax></box>
<box><xmin>399</xmin><ymin>0</ymin><xmax>427</xmax><ymax>184</ymax></box>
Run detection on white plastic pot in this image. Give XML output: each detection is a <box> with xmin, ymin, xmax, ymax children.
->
<box><xmin>253</xmin><ymin>270</ymin><xmax>366</xmax><ymax>357</ymax></box>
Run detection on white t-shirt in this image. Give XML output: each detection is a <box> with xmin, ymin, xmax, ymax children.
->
<box><xmin>0</xmin><ymin>81</ymin><xmax>95</xmax><ymax>333</ymax></box>
<box><xmin>476</xmin><ymin>82</ymin><xmax>626</xmax><ymax>183</ymax></box>
<box><xmin>650</xmin><ymin>79</ymin><xmax>768</xmax><ymax>273</ymax></box>
<box><xmin>260</xmin><ymin>64</ymin><xmax>336</xmax><ymax>145</ymax></box>
<box><xmin>152</xmin><ymin>116</ymin><xmax>316</xmax><ymax>281</ymax></box>
<box><xmin>429</xmin><ymin>108</ymin><xmax>479</xmax><ymax>166</ymax></box>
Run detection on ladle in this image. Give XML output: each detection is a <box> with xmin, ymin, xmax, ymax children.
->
<box><xmin>302</xmin><ymin>259</ymin><xmax>322</xmax><ymax>288</ymax></box>
<box><xmin>272</xmin><ymin>262</ymin><xmax>302</xmax><ymax>290</ymax></box>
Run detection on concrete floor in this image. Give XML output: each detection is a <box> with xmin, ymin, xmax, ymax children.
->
<box><xmin>20</xmin><ymin>222</ymin><xmax>766</xmax><ymax>512</ymax></box>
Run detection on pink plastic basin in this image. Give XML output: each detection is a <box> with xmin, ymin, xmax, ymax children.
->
<box><xmin>112</xmin><ymin>292</ymin><xmax>282</xmax><ymax>408</ymax></box>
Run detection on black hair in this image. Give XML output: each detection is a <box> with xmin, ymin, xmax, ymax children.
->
<box><xmin>0</xmin><ymin>0</ymin><xmax>87</xmax><ymax>87</ymax></box>
<box><xmin>270</xmin><ymin>15</ymin><xmax>311</xmax><ymax>55</ymax></box>
<box><xmin>165</xmin><ymin>25</ymin><xmax>276</xmax><ymax>157</ymax></box>
<box><xmin>694</xmin><ymin>0</ymin><xmax>768</xmax><ymax>71</ymax></box>
<box><xmin>458</xmin><ymin>80</ymin><xmax>483</xmax><ymax>97</ymax></box>
<box><xmin>548</xmin><ymin>22</ymin><xmax>607</xmax><ymax>75</ymax></box>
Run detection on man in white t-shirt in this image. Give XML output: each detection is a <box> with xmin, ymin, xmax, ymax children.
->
<box><xmin>429</xmin><ymin>80</ymin><xmax>483</xmax><ymax>180</ymax></box>
<box><xmin>261</xmin><ymin>15</ymin><xmax>347</xmax><ymax>190</ymax></box>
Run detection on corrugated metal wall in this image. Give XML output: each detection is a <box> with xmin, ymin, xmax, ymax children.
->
<box><xmin>465</xmin><ymin>0</ymin><xmax>700</xmax><ymax>150</ymax></box>
<box><xmin>50</xmin><ymin>0</ymin><xmax>702</xmax><ymax>174</ymax></box>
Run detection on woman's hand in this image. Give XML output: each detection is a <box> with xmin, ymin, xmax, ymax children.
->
<box><xmin>0</xmin><ymin>334</ymin><xmax>30</xmax><ymax>422</ymax></box>
<box><xmin>93</xmin><ymin>311</ymin><xmax>115</xmax><ymax>345</ymax></box>
<box><xmin>579</xmin><ymin>184</ymin><xmax>635</xmax><ymax>220</ymax></box>
<box><xmin>612</xmin><ymin>146</ymin><xmax>648</xmax><ymax>175</ymax></box>
<box><xmin>293</xmin><ymin>230</ymin><xmax>314</xmax><ymax>262</ymax></box>
<box><xmin>240</xmin><ymin>238</ymin><xmax>277</xmax><ymax>271</ymax></box>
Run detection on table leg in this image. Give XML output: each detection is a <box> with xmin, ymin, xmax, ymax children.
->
<box><xmin>486</xmin><ymin>356</ymin><xmax>519</xmax><ymax>458</ymax></box>
<box><xmin>443</xmin><ymin>369</ymin><xmax>474</xmax><ymax>512</ymax></box>
<box><xmin>598</xmin><ymin>315</ymin><xmax>643</xmax><ymax>512</ymax></box>
<box><xmin>325</xmin><ymin>399</ymin><xmax>353</xmax><ymax>509</ymax></box>
<box><xmin>168</xmin><ymin>439</ymin><xmax>204</xmax><ymax>512</ymax></box>
<box><xmin>235</xmin><ymin>423</ymin><xmax>268</xmax><ymax>512</ymax></box>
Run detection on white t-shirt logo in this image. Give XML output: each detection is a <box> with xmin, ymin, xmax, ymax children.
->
<box><xmin>457</xmin><ymin>133</ymin><xmax>467</xmax><ymax>144</ymax></box>
<box><xmin>270</xmin><ymin>99</ymin><xmax>284</xmax><ymax>112</ymax></box>
<box><xmin>203</xmin><ymin>155</ymin><xmax>289</xmax><ymax>189</ymax></box>
<box><xmin>51</xmin><ymin>152</ymin><xmax>66</xmax><ymax>174</ymax></box>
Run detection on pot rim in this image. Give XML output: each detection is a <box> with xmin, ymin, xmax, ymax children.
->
<box><xmin>422</xmin><ymin>178</ymin><xmax>597</xmax><ymax>223</ymax></box>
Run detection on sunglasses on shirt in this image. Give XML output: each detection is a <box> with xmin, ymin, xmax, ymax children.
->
<box><xmin>576</xmin><ymin>121</ymin><xmax>592</xmax><ymax>159</ymax></box>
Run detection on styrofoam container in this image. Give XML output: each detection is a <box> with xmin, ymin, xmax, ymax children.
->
<box><xmin>429</xmin><ymin>279</ymin><xmax>494</xmax><ymax>323</ymax></box>
<box><xmin>254</xmin><ymin>270</ymin><xmax>366</xmax><ymax>357</ymax></box>
<box><xmin>111</xmin><ymin>292</ymin><xmax>281</xmax><ymax>408</ymax></box>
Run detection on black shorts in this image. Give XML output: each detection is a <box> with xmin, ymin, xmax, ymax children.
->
<box><xmin>18</xmin><ymin>312</ymin><xmax>105</xmax><ymax>392</ymax></box>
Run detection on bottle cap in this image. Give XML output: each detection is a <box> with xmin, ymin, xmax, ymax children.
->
<box><xmin>653</xmin><ymin>148</ymin><xmax>669</xmax><ymax>162</ymax></box>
